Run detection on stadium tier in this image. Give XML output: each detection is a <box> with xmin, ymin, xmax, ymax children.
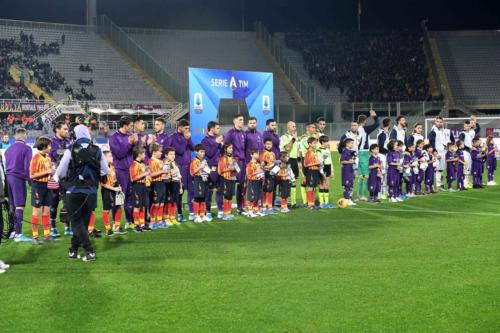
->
<box><xmin>0</xmin><ymin>21</ymin><xmax>163</xmax><ymax>102</ymax></box>
<box><xmin>273</xmin><ymin>32</ymin><xmax>347</xmax><ymax>104</ymax></box>
<box><xmin>430</xmin><ymin>30</ymin><xmax>500</xmax><ymax>108</ymax></box>
<box><xmin>283</xmin><ymin>30</ymin><xmax>432</xmax><ymax>103</ymax></box>
<box><xmin>125</xmin><ymin>28</ymin><xmax>293</xmax><ymax>104</ymax></box>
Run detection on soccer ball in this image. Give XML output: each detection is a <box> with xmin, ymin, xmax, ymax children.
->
<box><xmin>337</xmin><ymin>198</ymin><xmax>349</xmax><ymax>209</ymax></box>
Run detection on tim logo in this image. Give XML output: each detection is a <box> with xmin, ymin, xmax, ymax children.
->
<box><xmin>262</xmin><ymin>95</ymin><xmax>271</xmax><ymax>114</ymax></box>
<box><xmin>194</xmin><ymin>93</ymin><xmax>203</xmax><ymax>113</ymax></box>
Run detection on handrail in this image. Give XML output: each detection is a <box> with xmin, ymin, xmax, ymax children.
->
<box><xmin>97</xmin><ymin>15</ymin><xmax>187</xmax><ymax>102</ymax></box>
<box><xmin>420</xmin><ymin>21</ymin><xmax>443</xmax><ymax>98</ymax></box>
<box><xmin>254</xmin><ymin>21</ymin><xmax>320</xmax><ymax>105</ymax></box>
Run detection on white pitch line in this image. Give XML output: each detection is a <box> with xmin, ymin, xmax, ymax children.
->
<box><xmin>350</xmin><ymin>207</ymin><xmax>500</xmax><ymax>217</ymax></box>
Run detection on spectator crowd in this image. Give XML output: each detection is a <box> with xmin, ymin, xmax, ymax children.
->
<box><xmin>285</xmin><ymin>30</ymin><xmax>439</xmax><ymax>102</ymax></box>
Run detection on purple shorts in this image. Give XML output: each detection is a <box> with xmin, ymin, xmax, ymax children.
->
<box><xmin>7</xmin><ymin>175</ymin><xmax>27</xmax><ymax>207</ymax></box>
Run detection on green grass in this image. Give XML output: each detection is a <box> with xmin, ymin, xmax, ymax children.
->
<box><xmin>1</xmin><ymin>154</ymin><xmax>499</xmax><ymax>332</ymax></box>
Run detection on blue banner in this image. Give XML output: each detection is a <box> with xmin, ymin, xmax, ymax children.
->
<box><xmin>189</xmin><ymin>67</ymin><xmax>274</xmax><ymax>144</ymax></box>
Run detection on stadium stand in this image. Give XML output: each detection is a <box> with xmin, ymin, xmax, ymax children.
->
<box><xmin>0</xmin><ymin>20</ymin><xmax>164</xmax><ymax>103</ymax></box>
<box><xmin>273</xmin><ymin>32</ymin><xmax>346</xmax><ymax>104</ymax></box>
<box><xmin>430</xmin><ymin>30</ymin><xmax>500</xmax><ymax>107</ymax></box>
<box><xmin>125</xmin><ymin>28</ymin><xmax>293</xmax><ymax>104</ymax></box>
<box><xmin>283</xmin><ymin>30</ymin><xmax>433</xmax><ymax>103</ymax></box>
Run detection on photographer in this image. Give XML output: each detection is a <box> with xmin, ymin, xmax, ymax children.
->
<box><xmin>54</xmin><ymin>124</ymin><xmax>108</xmax><ymax>261</ymax></box>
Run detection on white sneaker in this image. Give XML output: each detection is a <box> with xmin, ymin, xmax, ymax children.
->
<box><xmin>193</xmin><ymin>216</ymin><xmax>203</xmax><ymax>224</ymax></box>
<box><xmin>217</xmin><ymin>211</ymin><xmax>224</xmax><ymax>219</ymax></box>
<box><xmin>202</xmin><ymin>215</ymin><xmax>212</xmax><ymax>222</ymax></box>
<box><xmin>0</xmin><ymin>268</ymin><xmax>6</xmax><ymax>274</ymax></box>
<box><xmin>347</xmin><ymin>200</ymin><xmax>357</xmax><ymax>206</ymax></box>
<box><xmin>0</xmin><ymin>260</ymin><xmax>9</xmax><ymax>270</ymax></box>
<box><xmin>396</xmin><ymin>197</ymin><xmax>403</xmax><ymax>202</ymax></box>
<box><xmin>358</xmin><ymin>196</ymin><xmax>368</xmax><ymax>201</ymax></box>
<box><xmin>247</xmin><ymin>212</ymin><xmax>257</xmax><ymax>218</ymax></box>
<box><xmin>389</xmin><ymin>198</ymin><xmax>398</xmax><ymax>203</ymax></box>
<box><xmin>255</xmin><ymin>211</ymin><xmax>265</xmax><ymax>217</ymax></box>
<box><xmin>189</xmin><ymin>213</ymin><xmax>195</xmax><ymax>221</ymax></box>
<box><xmin>487</xmin><ymin>181</ymin><xmax>496</xmax><ymax>186</ymax></box>
<box><xmin>280</xmin><ymin>208</ymin><xmax>290</xmax><ymax>213</ymax></box>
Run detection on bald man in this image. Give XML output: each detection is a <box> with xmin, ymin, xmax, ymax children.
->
<box><xmin>280</xmin><ymin>121</ymin><xmax>300</xmax><ymax>207</ymax></box>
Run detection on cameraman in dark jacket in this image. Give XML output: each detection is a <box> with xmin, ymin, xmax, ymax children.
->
<box><xmin>54</xmin><ymin>124</ymin><xmax>108</xmax><ymax>261</ymax></box>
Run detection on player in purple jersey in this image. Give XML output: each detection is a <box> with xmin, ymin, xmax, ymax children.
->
<box><xmin>485</xmin><ymin>136</ymin><xmax>497</xmax><ymax>185</ymax></box>
<box><xmin>368</xmin><ymin>144</ymin><xmax>382</xmax><ymax>203</ymax></box>
<box><xmin>413</xmin><ymin>139</ymin><xmax>425</xmax><ymax>195</ymax></box>
<box><xmin>386</xmin><ymin>141</ymin><xmax>402</xmax><ymax>202</ymax></box>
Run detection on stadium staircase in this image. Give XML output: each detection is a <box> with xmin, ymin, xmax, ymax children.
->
<box><xmin>101</xmin><ymin>36</ymin><xmax>176</xmax><ymax>103</ymax></box>
<box><xmin>8</xmin><ymin>64</ymin><xmax>57</xmax><ymax>105</ymax></box>
<box><xmin>428</xmin><ymin>38</ymin><xmax>455</xmax><ymax>107</ymax></box>
<box><xmin>255</xmin><ymin>40</ymin><xmax>304</xmax><ymax>105</ymax></box>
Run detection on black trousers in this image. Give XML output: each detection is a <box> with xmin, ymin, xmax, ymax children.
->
<box><xmin>67</xmin><ymin>193</ymin><xmax>96</xmax><ymax>254</ymax></box>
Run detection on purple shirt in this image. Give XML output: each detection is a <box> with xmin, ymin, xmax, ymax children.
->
<box><xmin>5</xmin><ymin>140</ymin><xmax>32</xmax><ymax>180</ymax></box>
<box><xmin>245</xmin><ymin>129</ymin><xmax>263</xmax><ymax>163</ymax></box>
<box><xmin>387</xmin><ymin>151</ymin><xmax>399</xmax><ymax>172</ymax></box>
<box><xmin>369</xmin><ymin>155</ymin><xmax>381</xmax><ymax>177</ymax></box>
<box><xmin>155</xmin><ymin>132</ymin><xmax>171</xmax><ymax>158</ymax></box>
<box><xmin>136</xmin><ymin>133</ymin><xmax>150</xmax><ymax>163</ymax></box>
<box><xmin>403</xmin><ymin>152</ymin><xmax>413</xmax><ymax>166</ymax></box>
<box><xmin>445</xmin><ymin>151</ymin><xmax>456</xmax><ymax>175</ymax></box>
<box><xmin>340</xmin><ymin>149</ymin><xmax>354</xmax><ymax>173</ymax></box>
<box><xmin>109</xmin><ymin>130</ymin><xmax>133</xmax><ymax>170</ymax></box>
<box><xmin>201</xmin><ymin>134</ymin><xmax>221</xmax><ymax>167</ymax></box>
<box><xmin>456</xmin><ymin>149</ymin><xmax>465</xmax><ymax>172</ymax></box>
<box><xmin>170</xmin><ymin>131</ymin><xmax>195</xmax><ymax>166</ymax></box>
<box><xmin>262</xmin><ymin>130</ymin><xmax>280</xmax><ymax>159</ymax></box>
<box><xmin>487</xmin><ymin>144</ymin><xmax>496</xmax><ymax>163</ymax></box>
<box><xmin>224</xmin><ymin>128</ymin><xmax>246</xmax><ymax>161</ymax></box>
<box><xmin>50</xmin><ymin>136</ymin><xmax>71</xmax><ymax>164</ymax></box>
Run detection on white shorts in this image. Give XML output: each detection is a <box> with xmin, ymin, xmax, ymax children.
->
<box><xmin>463</xmin><ymin>151</ymin><xmax>471</xmax><ymax>174</ymax></box>
<box><xmin>379</xmin><ymin>154</ymin><xmax>387</xmax><ymax>174</ymax></box>
<box><xmin>437</xmin><ymin>150</ymin><xmax>446</xmax><ymax>171</ymax></box>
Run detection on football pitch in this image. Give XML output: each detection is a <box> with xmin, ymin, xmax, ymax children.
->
<box><xmin>1</xmin><ymin>154</ymin><xmax>499</xmax><ymax>333</ymax></box>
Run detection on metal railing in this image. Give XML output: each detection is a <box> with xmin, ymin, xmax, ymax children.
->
<box><xmin>254</xmin><ymin>22</ymin><xmax>319</xmax><ymax>105</ymax></box>
<box><xmin>0</xmin><ymin>18</ymin><xmax>89</xmax><ymax>32</ymax></box>
<box><xmin>97</xmin><ymin>15</ymin><xmax>187</xmax><ymax>102</ymax></box>
<box><xmin>421</xmin><ymin>20</ymin><xmax>443</xmax><ymax>97</ymax></box>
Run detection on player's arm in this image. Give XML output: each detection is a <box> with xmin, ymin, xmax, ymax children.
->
<box><xmin>102</xmin><ymin>182</ymin><xmax>120</xmax><ymax>191</ymax></box>
<box><xmin>130</xmin><ymin>165</ymin><xmax>147</xmax><ymax>182</ymax></box>
<box><xmin>149</xmin><ymin>162</ymin><xmax>164</xmax><ymax>178</ymax></box>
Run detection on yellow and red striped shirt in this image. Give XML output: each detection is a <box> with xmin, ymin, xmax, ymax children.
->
<box><xmin>149</xmin><ymin>157</ymin><xmax>163</xmax><ymax>182</ymax></box>
<box><xmin>304</xmin><ymin>150</ymin><xmax>320</xmax><ymax>170</ymax></box>
<box><xmin>130</xmin><ymin>160</ymin><xmax>146</xmax><ymax>184</ymax></box>
<box><xmin>218</xmin><ymin>155</ymin><xmax>237</xmax><ymax>180</ymax></box>
<box><xmin>260</xmin><ymin>150</ymin><xmax>275</xmax><ymax>170</ymax></box>
<box><xmin>190</xmin><ymin>157</ymin><xmax>202</xmax><ymax>177</ymax></box>
<box><xmin>102</xmin><ymin>164</ymin><xmax>117</xmax><ymax>188</ymax></box>
<box><xmin>30</xmin><ymin>152</ymin><xmax>52</xmax><ymax>182</ymax></box>
<box><xmin>246</xmin><ymin>161</ymin><xmax>260</xmax><ymax>180</ymax></box>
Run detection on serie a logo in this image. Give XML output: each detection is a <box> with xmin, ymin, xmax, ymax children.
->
<box><xmin>262</xmin><ymin>95</ymin><xmax>271</xmax><ymax>115</ymax></box>
<box><xmin>194</xmin><ymin>93</ymin><xmax>203</xmax><ymax>113</ymax></box>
